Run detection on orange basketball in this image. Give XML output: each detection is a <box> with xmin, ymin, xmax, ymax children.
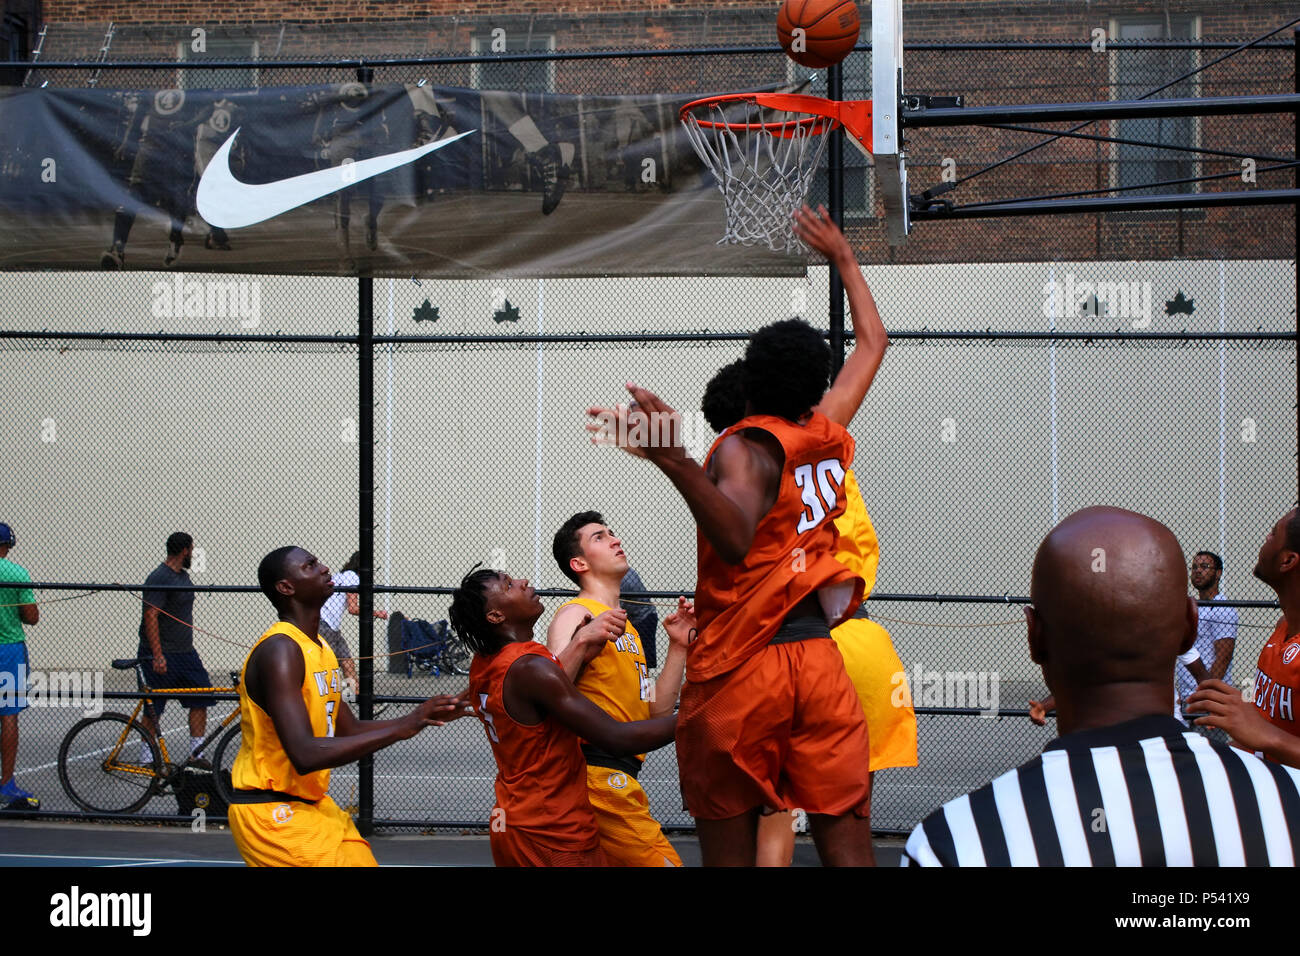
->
<box><xmin>777</xmin><ymin>0</ymin><xmax>861</xmax><ymax>69</ymax></box>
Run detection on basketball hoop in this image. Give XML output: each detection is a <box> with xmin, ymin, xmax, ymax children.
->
<box><xmin>679</xmin><ymin>92</ymin><xmax>873</xmax><ymax>254</ymax></box>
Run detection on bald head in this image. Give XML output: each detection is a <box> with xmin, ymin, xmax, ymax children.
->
<box><xmin>1029</xmin><ymin>507</ymin><xmax>1195</xmax><ymax>705</ymax></box>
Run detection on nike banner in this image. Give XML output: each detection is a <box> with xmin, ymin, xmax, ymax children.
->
<box><xmin>0</xmin><ymin>83</ymin><xmax>805</xmax><ymax>277</ymax></box>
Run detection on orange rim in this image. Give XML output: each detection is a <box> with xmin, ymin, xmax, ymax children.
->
<box><xmin>680</xmin><ymin>92</ymin><xmax>873</xmax><ymax>147</ymax></box>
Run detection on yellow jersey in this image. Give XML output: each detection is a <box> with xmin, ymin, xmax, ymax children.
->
<box><xmin>558</xmin><ymin>597</ymin><xmax>652</xmax><ymax>763</ymax></box>
<box><xmin>833</xmin><ymin>468</ymin><xmax>880</xmax><ymax>599</ymax></box>
<box><xmin>231</xmin><ymin>621</ymin><xmax>343</xmax><ymax>801</ymax></box>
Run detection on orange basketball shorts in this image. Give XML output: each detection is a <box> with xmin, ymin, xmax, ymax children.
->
<box><xmin>677</xmin><ymin>637</ymin><xmax>872</xmax><ymax>821</ymax></box>
<box><xmin>490</xmin><ymin>824</ymin><xmax>610</xmax><ymax>867</ymax></box>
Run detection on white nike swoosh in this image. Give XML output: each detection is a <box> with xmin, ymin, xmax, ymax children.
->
<box><xmin>197</xmin><ymin>127</ymin><xmax>476</xmax><ymax>229</ymax></box>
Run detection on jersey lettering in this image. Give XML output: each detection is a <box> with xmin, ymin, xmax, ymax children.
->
<box><xmin>324</xmin><ymin>699</ymin><xmax>336</xmax><ymax>737</ymax></box>
<box><xmin>313</xmin><ymin>668</ymin><xmax>342</xmax><ymax>697</ymax></box>
<box><xmin>794</xmin><ymin>458</ymin><xmax>847</xmax><ymax>533</ymax></box>
<box><xmin>614</xmin><ymin>634</ymin><xmax>640</xmax><ymax>655</ymax></box>
<box><xmin>478</xmin><ymin>692</ymin><xmax>500</xmax><ymax>743</ymax></box>
<box><xmin>637</xmin><ymin>662</ymin><xmax>652</xmax><ymax>702</ymax></box>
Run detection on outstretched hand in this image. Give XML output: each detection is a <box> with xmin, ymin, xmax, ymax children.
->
<box><xmin>792</xmin><ymin>204</ymin><xmax>853</xmax><ymax>265</ymax></box>
<box><xmin>663</xmin><ymin>596</ymin><xmax>697</xmax><ymax>649</ymax></box>
<box><xmin>586</xmin><ymin>384</ymin><xmax>688</xmax><ymax>467</ymax></box>
<box><xmin>1027</xmin><ymin>699</ymin><xmax>1049</xmax><ymax>727</ymax></box>
<box><xmin>412</xmin><ymin>693</ymin><xmax>476</xmax><ymax>731</ymax></box>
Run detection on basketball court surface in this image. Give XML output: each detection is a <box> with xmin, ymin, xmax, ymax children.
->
<box><xmin>0</xmin><ymin>818</ymin><xmax>906</xmax><ymax>866</ymax></box>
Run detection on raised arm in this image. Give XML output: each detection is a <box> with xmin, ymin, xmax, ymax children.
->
<box><xmin>794</xmin><ymin>205</ymin><xmax>888</xmax><ymax>428</ymax></box>
<box><xmin>650</xmin><ymin>597</ymin><xmax>693</xmax><ymax>717</ymax></box>
<box><xmin>249</xmin><ymin>635</ymin><xmax>461</xmax><ymax>775</ymax></box>
<box><xmin>506</xmin><ymin>653</ymin><xmax>675</xmax><ymax>756</ymax></box>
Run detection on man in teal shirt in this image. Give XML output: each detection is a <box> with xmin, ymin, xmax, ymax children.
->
<box><xmin>0</xmin><ymin>522</ymin><xmax>38</xmax><ymax>802</ymax></box>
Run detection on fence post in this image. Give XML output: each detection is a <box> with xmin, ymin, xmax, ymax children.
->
<box><xmin>356</xmin><ymin>62</ymin><xmax>377</xmax><ymax>838</ymax></box>
<box><xmin>827</xmin><ymin>60</ymin><xmax>846</xmax><ymax>375</ymax></box>
<box><xmin>1294</xmin><ymin>27</ymin><xmax>1299</xmax><ymax>503</ymax></box>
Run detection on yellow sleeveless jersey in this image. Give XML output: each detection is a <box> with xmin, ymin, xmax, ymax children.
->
<box><xmin>833</xmin><ymin>468</ymin><xmax>880</xmax><ymax>599</ymax></box>
<box><xmin>232</xmin><ymin>621</ymin><xmax>343</xmax><ymax>801</ymax></box>
<box><xmin>558</xmin><ymin>597</ymin><xmax>652</xmax><ymax>762</ymax></box>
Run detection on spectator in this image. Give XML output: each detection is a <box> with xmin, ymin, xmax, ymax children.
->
<box><xmin>1178</xmin><ymin>551</ymin><xmax>1237</xmax><ymax>733</ymax></box>
<box><xmin>620</xmin><ymin>567</ymin><xmax>659</xmax><ymax>669</ymax></box>
<box><xmin>319</xmin><ymin>551</ymin><xmax>388</xmax><ymax>694</ymax></box>
<box><xmin>137</xmin><ymin>532</ymin><xmax>215</xmax><ymax>767</ymax></box>
<box><xmin>907</xmin><ymin>506</ymin><xmax>1300</xmax><ymax>866</ymax></box>
<box><xmin>1188</xmin><ymin>509</ymin><xmax>1300</xmax><ymax>765</ymax></box>
<box><xmin>0</xmin><ymin>522</ymin><xmax>38</xmax><ymax>804</ymax></box>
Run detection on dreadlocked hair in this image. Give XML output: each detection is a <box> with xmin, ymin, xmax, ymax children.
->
<box><xmin>448</xmin><ymin>563</ymin><xmax>503</xmax><ymax>655</ymax></box>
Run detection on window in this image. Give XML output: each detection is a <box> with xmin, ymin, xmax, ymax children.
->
<box><xmin>470</xmin><ymin>31</ymin><xmax>555</xmax><ymax>94</ymax></box>
<box><xmin>787</xmin><ymin>50</ymin><xmax>874</xmax><ymax>219</ymax></box>
<box><xmin>178</xmin><ymin>36</ymin><xmax>258</xmax><ymax>91</ymax></box>
<box><xmin>1109</xmin><ymin>16</ymin><xmax>1200</xmax><ymax>205</ymax></box>
<box><xmin>0</xmin><ymin>13</ymin><xmax>31</xmax><ymax>87</ymax></box>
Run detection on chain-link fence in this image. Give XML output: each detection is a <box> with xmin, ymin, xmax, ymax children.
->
<box><xmin>1</xmin><ymin>31</ymin><xmax>1295</xmax><ymax>835</ymax></box>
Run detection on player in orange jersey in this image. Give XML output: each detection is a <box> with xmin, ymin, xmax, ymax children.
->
<box><xmin>228</xmin><ymin>546</ymin><xmax>468</xmax><ymax>867</ymax></box>
<box><xmin>588</xmin><ymin>205</ymin><xmax>888</xmax><ymax>866</ymax></box>
<box><xmin>698</xmin><ymin>359</ymin><xmax>918</xmax><ymax>866</ymax></box>
<box><xmin>450</xmin><ymin>565</ymin><xmax>677</xmax><ymax>867</ymax></box>
<box><xmin>1189</xmin><ymin>508</ymin><xmax>1300</xmax><ymax>765</ymax></box>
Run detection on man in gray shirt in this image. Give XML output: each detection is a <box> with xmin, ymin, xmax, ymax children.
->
<box><xmin>137</xmin><ymin>532</ymin><xmax>215</xmax><ymax>765</ymax></box>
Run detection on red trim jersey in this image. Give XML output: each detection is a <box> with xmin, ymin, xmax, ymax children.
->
<box><xmin>468</xmin><ymin>640</ymin><xmax>600</xmax><ymax>851</ymax></box>
<box><xmin>690</xmin><ymin>411</ymin><xmax>865</xmax><ymax>683</ymax></box>
<box><xmin>1253</xmin><ymin>618</ymin><xmax>1300</xmax><ymax>739</ymax></box>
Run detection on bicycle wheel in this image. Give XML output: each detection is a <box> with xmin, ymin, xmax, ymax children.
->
<box><xmin>58</xmin><ymin>713</ymin><xmax>162</xmax><ymax>814</ymax></box>
<box><xmin>442</xmin><ymin>639</ymin><xmax>471</xmax><ymax>677</ymax></box>
<box><xmin>211</xmin><ymin>723</ymin><xmax>242</xmax><ymax>805</ymax></box>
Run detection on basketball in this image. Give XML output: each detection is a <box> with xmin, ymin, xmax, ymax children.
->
<box><xmin>777</xmin><ymin>0</ymin><xmax>861</xmax><ymax>69</ymax></box>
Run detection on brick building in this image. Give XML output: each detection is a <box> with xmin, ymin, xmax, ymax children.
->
<box><xmin>7</xmin><ymin>0</ymin><xmax>1293</xmax><ymax>263</ymax></box>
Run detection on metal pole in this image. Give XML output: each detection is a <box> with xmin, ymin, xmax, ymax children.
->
<box><xmin>1294</xmin><ymin>28</ymin><xmax>1299</xmax><ymax>503</ymax></box>
<box><xmin>911</xmin><ymin>187</ymin><xmax>1300</xmax><ymax>219</ymax></box>
<box><xmin>905</xmin><ymin>93</ymin><xmax>1300</xmax><ymax>128</ymax></box>
<box><xmin>827</xmin><ymin>61</ymin><xmax>845</xmax><ymax>376</ymax></box>
<box><xmin>357</xmin><ymin>64</ymin><xmax>376</xmax><ymax>838</ymax></box>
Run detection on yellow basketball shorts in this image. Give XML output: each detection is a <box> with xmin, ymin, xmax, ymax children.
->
<box><xmin>830</xmin><ymin>617</ymin><xmax>919</xmax><ymax>771</ymax></box>
<box><xmin>229</xmin><ymin>793</ymin><xmax>377</xmax><ymax>867</ymax></box>
<box><xmin>585</xmin><ymin>764</ymin><xmax>682</xmax><ymax>867</ymax></box>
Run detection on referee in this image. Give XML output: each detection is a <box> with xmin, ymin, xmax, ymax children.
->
<box><xmin>904</xmin><ymin>506</ymin><xmax>1300</xmax><ymax>867</ymax></box>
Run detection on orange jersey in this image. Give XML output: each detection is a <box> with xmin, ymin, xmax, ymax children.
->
<box><xmin>1252</xmin><ymin>619</ymin><xmax>1300</xmax><ymax>739</ymax></box>
<box><xmin>468</xmin><ymin>640</ymin><xmax>600</xmax><ymax>850</ymax></box>
<box><xmin>691</xmin><ymin>411</ymin><xmax>864</xmax><ymax>683</ymax></box>
<box><xmin>558</xmin><ymin>597</ymin><xmax>651</xmax><ymax>762</ymax></box>
<box><xmin>231</xmin><ymin>621</ymin><xmax>342</xmax><ymax>802</ymax></box>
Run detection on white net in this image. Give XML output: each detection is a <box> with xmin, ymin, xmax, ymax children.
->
<box><xmin>681</xmin><ymin>99</ymin><xmax>833</xmax><ymax>254</ymax></box>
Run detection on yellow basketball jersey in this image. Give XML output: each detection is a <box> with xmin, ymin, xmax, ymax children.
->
<box><xmin>558</xmin><ymin>597</ymin><xmax>651</xmax><ymax>761</ymax></box>
<box><xmin>833</xmin><ymin>468</ymin><xmax>880</xmax><ymax>599</ymax></box>
<box><xmin>232</xmin><ymin>621</ymin><xmax>343</xmax><ymax>801</ymax></box>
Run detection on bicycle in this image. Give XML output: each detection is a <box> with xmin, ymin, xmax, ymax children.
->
<box><xmin>390</xmin><ymin>613</ymin><xmax>471</xmax><ymax>678</ymax></box>
<box><xmin>57</xmin><ymin>658</ymin><xmax>243</xmax><ymax>815</ymax></box>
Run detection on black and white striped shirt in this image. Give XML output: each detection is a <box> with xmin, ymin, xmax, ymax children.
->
<box><xmin>902</xmin><ymin>715</ymin><xmax>1300</xmax><ymax>866</ymax></box>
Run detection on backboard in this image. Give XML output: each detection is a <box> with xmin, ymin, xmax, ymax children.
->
<box><xmin>871</xmin><ymin>0</ymin><xmax>909</xmax><ymax>244</ymax></box>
